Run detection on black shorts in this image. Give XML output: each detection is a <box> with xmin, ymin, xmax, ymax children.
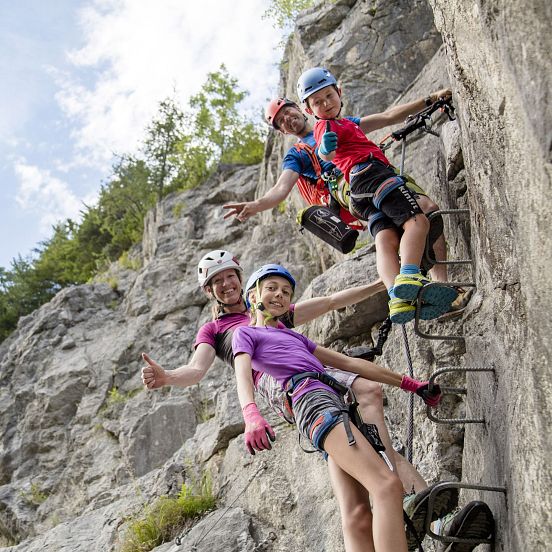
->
<box><xmin>349</xmin><ymin>159</ymin><xmax>423</xmax><ymax>232</ymax></box>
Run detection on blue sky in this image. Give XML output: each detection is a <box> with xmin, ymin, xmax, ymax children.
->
<box><xmin>0</xmin><ymin>0</ymin><xmax>283</xmax><ymax>268</ymax></box>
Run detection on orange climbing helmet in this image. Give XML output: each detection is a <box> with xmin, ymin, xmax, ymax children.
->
<box><xmin>265</xmin><ymin>97</ymin><xmax>299</xmax><ymax>128</ymax></box>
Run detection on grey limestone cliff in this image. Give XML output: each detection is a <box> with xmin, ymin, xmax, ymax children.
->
<box><xmin>0</xmin><ymin>1</ymin><xmax>550</xmax><ymax>551</ymax></box>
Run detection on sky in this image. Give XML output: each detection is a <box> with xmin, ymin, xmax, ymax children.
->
<box><xmin>0</xmin><ymin>0</ymin><xmax>284</xmax><ymax>268</ymax></box>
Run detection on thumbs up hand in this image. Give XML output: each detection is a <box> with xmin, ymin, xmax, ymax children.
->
<box><xmin>319</xmin><ymin>121</ymin><xmax>338</xmax><ymax>155</ymax></box>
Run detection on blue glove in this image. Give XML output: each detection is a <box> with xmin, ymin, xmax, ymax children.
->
<box><xmin>319</xmin><ymin>130</ymin><xmax>338</xmax><ymax>155</ymax></box>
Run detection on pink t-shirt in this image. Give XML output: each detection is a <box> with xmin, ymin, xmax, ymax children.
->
<box><xmin>232</xmin><ymin>326</ymin><xmax>337</xmax><ymax>402</ymax></box>
<box><xmin>313</xmin><ymin>117</ymin><xmax>390</xmax><ymax>181</ymax></box>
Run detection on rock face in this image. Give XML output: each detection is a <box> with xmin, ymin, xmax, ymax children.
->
<box><xmin>0</xmin><ymin>1</ymin><xmax>549</xmax><ymax>551</ymax></box>
<box><xmin>427</xmin><ymin>2</ymin><xmax>552</xmax><ymax>551</ymax></box>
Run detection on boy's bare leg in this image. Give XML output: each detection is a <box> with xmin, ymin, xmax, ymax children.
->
<box><xmin>429</xmin><ymin>233</ymin><xmax>448</xmax><ymax>282</ymax></box>
<box><xmin>399</xmin><ymin>214</ymin><xmax>430</xmax><ymax>267</ymax></box>
<box><xmin>415</xmin><ymin>195</ymin><xmax>448</xmax><ymax>281</ymax></box>
<box><xmin>375</xmin><ymin>228</ymin><xmax>401</xmax><ymax>289</ymax></box>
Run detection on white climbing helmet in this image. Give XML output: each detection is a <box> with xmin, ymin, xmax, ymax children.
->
<box><xmin>197</xmin><ymin>250</ymin><xmax>243</xmax><ymax>288</ymax></box>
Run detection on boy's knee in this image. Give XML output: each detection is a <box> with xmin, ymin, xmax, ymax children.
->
<box><xmin>417</xmin><ymin>195</ymin><xmax>439</xmax><ymax>214</ymax></box>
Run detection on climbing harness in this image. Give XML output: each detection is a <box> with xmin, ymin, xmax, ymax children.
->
<box><xmin>284</xmin><ymin>371</ymin><xmax>394</xmax><ymax>470</ymax></box>
<box><xmin>285</xmin><ymin>371</ymin><xmax>430</xmax><ymax>551</ymax></box>
<box><xmin>175</xmin><ymin>463</ymin><xmax>268</xmax><ymax>549</ymax></box>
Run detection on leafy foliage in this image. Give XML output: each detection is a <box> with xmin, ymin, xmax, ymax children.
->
<box><xmin>0</xmin><ymin>67</ymin><xmax>265</xmax><ymax>342</ymax></box>
<box><xmin>264</xmin><ymin>0</ymin><xmax>315</xmax><ymax>30</ymax></box>
<box><xmin>119</xmin><ymin>483</ymin><xmax>215</xmax><ymax>552</ymax></box>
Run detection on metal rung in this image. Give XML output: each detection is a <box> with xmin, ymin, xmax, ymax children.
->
<box><xmin>414</xmin><ymin>282</ymin><xmax>476</xmax><ymax>341</ymax></box>
<box><xmin>424</xmin><ymin>209</ymin><xmax>473</xmax><ymax>267</ymax></box>
<box><xmin>425</xmin><ymin>481</ymin><xmax>506</xmax><ymax>546</ymax></box>
<box><xmin>426</xmin><ymin>367</ymin><xmax>495</xmax><ymax>424</ymax></box>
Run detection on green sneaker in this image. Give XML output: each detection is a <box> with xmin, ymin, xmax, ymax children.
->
<box><xmin>394</xmin><ymin>273</ymin><xmax>459</xmax><ymax>306</ymax></box>
<box><xmin>394</xmin><ymin>273</ymin><xmax>429</xmax><ymax>301</ymax></box>
<box><xmin>389</xmin><ymin>298</ymin><xmax>415</xmax><ymax>324</ymax></box>
<box><xmin>403</xmin><ymin>484</ymin><xmax>459</xmax><ymax>551</ymax></box>
<box><xmin>434</xmin><ymin>501</ymin><xmax>495</xmax><ymax>552</ymax></box>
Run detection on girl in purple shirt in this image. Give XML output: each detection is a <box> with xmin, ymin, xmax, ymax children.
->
<box><xmin>232</xmin><ymin>264</ymin><xmax>442</xmax><ymax>552</ymax></box>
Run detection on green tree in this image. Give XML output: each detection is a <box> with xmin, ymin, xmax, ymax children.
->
<box><xmin>1</xmin><ymin>70</ymin><xmax>266</xmax><ymax>342</ymax></box>
<box><xmin>143</xmin><ymin>99</ymin><xmax>186</xmax><ymax>201</ymax></box>
<box><xmin>96</xmin><ymin>155</ymin><xmax>154</xmax><ymax>259</ymax></box>
<box><xmin>0</xmin><ymin>256</ymin><xmax>57</xmax><ymax>341</ymax></box>
<box><xmin>264</xmin><ymin>0</ymin><xmax>315</xmax><ymax>30</ymax></box>
<box><xmin>189</xmin><ymin>65</ymin><xmax>265</xmax><ymax>166</ymax></box>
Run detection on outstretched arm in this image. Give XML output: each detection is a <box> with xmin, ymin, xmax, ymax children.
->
<box><xmin>223</xmin><ymin>169</ymin><xmax>300</xmax><ymax>222</ymax></box>
<box><xmin>141</xmin><ymin>343</ymin><xmax>216</xmax><ymax>389</ymax></box>
<box><xmin>313</xmin><ymin>346</ymin><xmax>442</xmax><ymax>406</ymax></box>
<box><xmin>293</xmin><ymin>279</ymin><xmax>386</xmax><ymax>326</ymax></box>
<box><xmin>314</xmin><ymin>346</ymin><xmax>402</xmax><ymax>386</ymax></box>
<box><xmin>358</xmin><ymin>88</ymin><xmax>452</xmax><ymax>134</ymax></box>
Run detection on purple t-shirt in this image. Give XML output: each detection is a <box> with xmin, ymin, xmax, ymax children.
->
<box><xmin>232</xmin><ymin>326</ymin><xmax>337</xmax><ymax>402</ymax></box>
<box><xmin>194</xmin><ymin>307</ymin><xmax>295</xmax><ymax>385</ymax></box>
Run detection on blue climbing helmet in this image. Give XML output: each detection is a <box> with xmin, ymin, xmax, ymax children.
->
<box><xmin>297</xmin><ymin>67</ymin><xmax>338</xmax><ymax>103</ymax></box>
<box><xmin>244</xmin><ymin>264</ymin><xmax>296</xmax><ymax>308</ymax></box>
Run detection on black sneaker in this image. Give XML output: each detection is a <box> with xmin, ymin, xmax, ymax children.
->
<box><xmin>403</xmin><ymin>483</ymin><xmax>459</xmax><ymax>551</ymax></box>
<box><xmin>435</xmin><ymin>501</ymin><xmax>495</xmax><ymax>551</ymax></box>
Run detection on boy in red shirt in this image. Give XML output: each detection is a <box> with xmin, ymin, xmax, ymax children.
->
<box><xmin>298</xmin><ymin>67</ymin><xmax>458</xmax><ymax>323</ymax></box>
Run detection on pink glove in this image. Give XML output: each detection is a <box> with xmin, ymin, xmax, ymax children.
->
<box><xmin>242</xmin><ymin>403</ymin><xmax>276</xmax><ymax>455</ymax></box>
<box><xmin>400</xmin><ymin>376</ymin><xmax>442</xmax><ymax>407</ymax></box>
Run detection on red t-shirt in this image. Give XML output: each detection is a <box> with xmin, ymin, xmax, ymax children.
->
<box><xmin>314</xmin><ymin>117</ymin><xmax>390</xmax><ymax>181</ymax></box>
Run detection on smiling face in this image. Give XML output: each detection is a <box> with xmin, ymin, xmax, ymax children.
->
<box><xmin>273</xmin><ymin>104</ymin><xmax>308</xmax><ymax>135</ymax></box>
<box><xmin>254</xmin><ymin>276</ymin><xmax>293</xmax><ymax>318</ymax></box>
<box><xmin>205</xmin><ymin>268</ymin><xmax>243</xmax><ymax>305</ymax></box>
<box><xmin>305</xmin><ymin>85</ymin><xmax>341</xmax><ymax>120</ymax></box>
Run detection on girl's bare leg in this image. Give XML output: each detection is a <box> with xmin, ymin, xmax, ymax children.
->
<box><xmin>328</xmin><ymin>457</ymin><xmax>375</xmax><ymax>552</ymax></box>
<box><xmin>324</xmin><ymin>423</ymin><xmax>408</xmax><ymax>552</ymax></box>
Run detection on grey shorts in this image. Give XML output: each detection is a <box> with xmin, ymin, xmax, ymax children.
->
<box><xmin>255</xmin><ymin>368</ymin><xmax>358</xmax><ymax>426</ymax></box>
<box><xmin>293</xmin><ymin>389</ymin><xmax>347</xmax><ymax>453</ymax></box>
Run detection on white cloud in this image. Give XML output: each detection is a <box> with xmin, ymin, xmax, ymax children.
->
<box><xmin>55</xmin><ymin>0</ymin><xmax>283</xmax><ymax>170</ymax></box>
<box><xmin>14</xmin><ymin>161</ymin><xmax>94</xmax><ymax>232</ymax></box>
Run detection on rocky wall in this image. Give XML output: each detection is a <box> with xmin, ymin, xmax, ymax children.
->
<box><xmin>427</xmin><ymin>1</ymin><xmax>552</xmax><ymax>550</ymax></box>
<box><xmin>1</xmin><ymin>0</ymin><xmax>549</xmax><ymax>550</ymax></box>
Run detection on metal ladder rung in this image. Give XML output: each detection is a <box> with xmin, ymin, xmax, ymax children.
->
<box><xmin>425</xmin><ymin>481</ymin><xmax>506</xmax><ymax>546</ymax></box>
<box><xmin>426</xmin><ymin>367</ymin><xmax>495</xmax><ymax>424</ymax></box>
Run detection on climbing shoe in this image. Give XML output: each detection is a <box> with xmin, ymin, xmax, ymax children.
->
<box><xmin>393</xmin><ymin>273</ymin><xmax>429</xmax><ymax>301</ymax></box>
<box><xmin>389</xmin><ymin>298</ymin><xmax>416</xmax><ymax>324</ymax></box>
<box><xmin>434</xmin><ymin>501</ymin><xmax>495</xmax><ymax>552</ymax></box>
<box><xmin>418</xmin><ymin>301</ymin><xmax>451</xmax><ymax>321</ymax></box>
<box><xmin>395</xmin><ymin>273</ymin><xmax>459</xmax><ymax>306</ymax></box>
<box><xmin>403</xmin><ymin>483</ymin><xmax>459</xmax><ymax>551</ymax></box>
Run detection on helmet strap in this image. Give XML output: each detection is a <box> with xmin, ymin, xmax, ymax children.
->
<box><xmin>254</xmin><ymin>280</ymin><xmax>276</xmax><ymax>326</ymax></box>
